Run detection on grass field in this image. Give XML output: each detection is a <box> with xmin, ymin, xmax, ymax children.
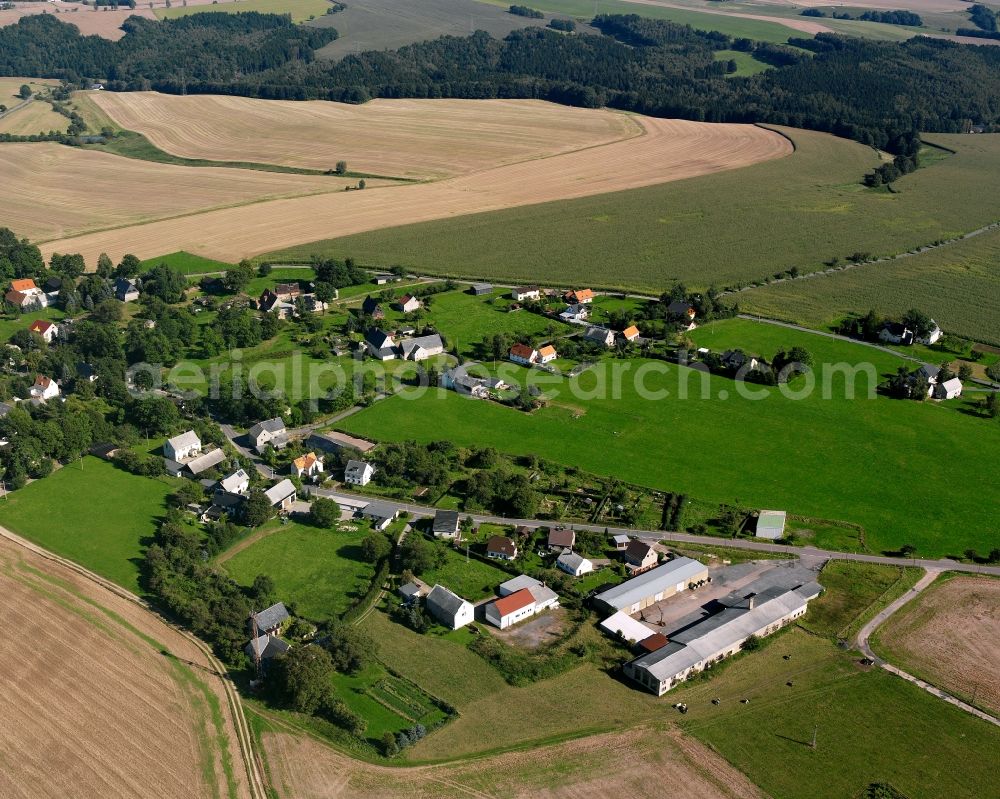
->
<box><xmin>0</xmin><ymin>537</ymin><xmax>240</xmax><ymax>799</ymax></box>
<box><xmin>339</xmin><ymin>319</ymin><xmax>1000</xmax><ymax>556</ymax></box>
<box><xmin>873</xmin><ymin>574</ymin><xmax>1000</xmax><ymax>716</ymax></box>
<box><xmin>309</xmin><ymin>0</ymin><xmax>594</xmax><ymax>61</ymax></box>
<box><xmin>141</xmin><ymin>251</ymin><xmax>235</xmax><ymax>275</ymax></box>
<box><xmin>0</xmin><ymin>457</ymin><xmax>171</xmax><ymax>593</ymax></box>
<box><xmin>0</xmin><ymin>4</ymin><xmax>155</xmax><ymax>40</ymax></box>
<box><xmin>678</xmin><ymin>629</ymin><xmax>1000</xmax><ymax>799</ymax></box>
<box><xmin>738</xmin><ymin>222</ymin><xmax>1000</xmax><ymax>346</ymax></box>
<box><xmin>154</xmin><ymin>0</ymin><xmax>331</xmax><ymax>23</ymax></box>
<box><xmin>92</xmin><ymin>93</ymin><xmax>638</xmax><ymax>180</ymax></box>
<box><xmin>222</xmin><ymin>521</ymin><xmax>376</xmax><ymax>622</ymax></box>
<box><xmin>418</xmin><ymin>541</ymin><xmax>513</xmax><ymax>601</ymax></box>
<box><xmin>714</xmin><ymin>49</ymin><xmax>773</xmax><ymax>76</ymax></box>
<box><xmin>280</xmin><ymin>129</ymin><xmax>1000</xmax><ymax>293</ymax></box>
<box><xmin>41</xmin><ymin>115</ymin><xmax>790</xmax><ymax>267</ymax></box>
<box><xmin>798</xmin><ymin>562</ymin><xmax>922</xmax><ymax>640</ymax></box>
<box><xmin>2</xmin><ymin>141</ymin><xmax>350</xmax><ymax>246</ymax></box>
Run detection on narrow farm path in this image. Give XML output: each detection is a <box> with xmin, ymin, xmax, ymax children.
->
<box><xmin>855</xmin><ymin>568</ymin><xmax>1000</xmax><ymax>728</ymax></box>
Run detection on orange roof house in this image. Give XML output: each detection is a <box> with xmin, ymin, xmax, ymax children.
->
<box><xmin>538</xmin><ymin>344</ymin><xmax>558</xmax><ymax>362</ymax></box>
<box><xmin>509</xmin><ymin>343</ymin><xmax>538</xmax><ymax>363</ymax></box>
<box><xmin>565</xmin><ymin>288</ymin><xmax>594</xmax><ymax>304</ymax></box>
<box><xmin>491</xmin><ymin>588</ymin><xmax>535</xmax><ymax>618</ymax></box>
<box><xmin>10</xmin><ymin>279</ymin><xmax>38</xmax><ymax>293</ymax></box>
<box><xmin>29</xmin><ymin>320</ymin><xmax>55</xmax><ymax>336</ymax></box>
<box><xmin>622</xmin><ymin>325</ymin><xmax>641</xmax><ymax>341</ymax></box>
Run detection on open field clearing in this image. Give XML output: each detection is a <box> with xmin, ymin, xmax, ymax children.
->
<box><xmin>309</xmin><ymin>0</ymin><xmax>595</xmax><ymax>60</ymax></box>
<box><xmin>0</xmin><ymin>457</ymin><xmax>172</xmax><ymax>594</ymax></box>
<box><xmin>873</xmin><ymin>575</ymin><xmax>1000</xmax><ymax>717</ymax></box>
<box><xmin>39</xmin><ymin>117</ymin><xmax>791</xmax><ymax>265</ymax></box>
<box><xmin>155</xmin><ymin>0</ymin><xmax>331</xmax><ymax>22</ymax></box>
<box><xmin>0</xmin><ymin>142</ymin><xmax>363</xmax><ymax>244</ymax></box>
<box><xmin>91</xmin><ymin>94</ymin><xmax>640</xmax><ymax>180</ymax></box>
<box><xmin>678</xmin><ymin>629</ymin><xmax>1000</xmax><ymax>799</ymax></box>
<box><xmin>341</xmin><ymin>320</ymin><xmax>1000</xmax><ymax>556</ymax></box>
<box><xmin>0</xmin><ymin>535</ymin><xmax>244</xmax><ymax>799</ymax></box>
<box><xmin>0</xmin><ymin>3</ymin><xmax>156</xmax><ymax>39</ymax></box>
<box><xmin>0</xmin><ymin>76</ymin><xmax>58</xmax><ymax>100</ymax></box>
<box><xmin>262</xmin><ymin>724</ymin><xmax>766</xmax><ymax>798</ymax></box>
<box><xmin>738</xmin><ymin>223</ymin><xmax>1000</xmax><ymax>346</ymax></box>
<box><xmin>295</xmin><ymin>129</ymin><xmax>1000</xmax><ymax>293</ymax></box>
<box><xmin>0</xmin><ymin>98</ymin><xmax>68</xmax><ymax>135</ymax></box>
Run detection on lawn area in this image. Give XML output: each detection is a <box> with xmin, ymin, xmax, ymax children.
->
<box><xmin>340</xmin><ymin>319</ymin><xmax>1000</xmax><ymax>556</ymax></box>
<box><xmin>738</xmin><ymin>218</ymin><xmax>1000</xmax><ymax>347</ymax></box>
<box><xmin>419</xmin><ymin>541</ymin><xmax>513</xmax><ymax>601</ymax></box>
<box><xmin>268</xmin><ymin>130</ymin><xmax>1000</xmax><ymax>295</ymax></box>
<box><xmin>678</xmin><ymin>629</ymin><xmax>1000</xmax><ymax>799</ymax></box>
<box><xmin>714</xmin><ymin>49</ymin><xmax>772</xmax><ymax>77</ymax></box>
<box><xmin>798</xmin><ymin>562</ymin><xmax>922</xmax><ymax>640</ymax></box>
<box><xmin>0</xmin><ymin>457</ymin><xmax>171</xmax><ymax>593</ymax></box>
<box><xmin>222</xmin><ymin>521</ymin><xmax>376</xmax><ymax>622</ymax></box>
<box><xmin>155</xmin><ymin>0</ymin><xmax>332</xmax><ymax>23</ymax></box>
<box><xmin>0</xmin><ymin>305</ymin><xmax>66</xmax><ymax>344</ymax></box>
<box><xmin>141</xmin><ymin>251</ymin><xmax>234</xmax><ymax>275</ymax></box>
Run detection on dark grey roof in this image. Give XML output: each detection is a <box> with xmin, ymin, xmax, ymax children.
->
<box><xmin>363</xmin><ymin>500</ymin><xmax>398</xmax><ymax>521</ymax></box>
<box><xmin>0</xmin><ymin>401</ymin><xmax>14</xmax><ymax>417</ymax></box>
<box><xmin>361</xmin><ymin>295</ymin><xmax>382</xmax><ymax>314</ymax></box>
<box><xmin>245</xmin><ymin>634</ymin><xmax>290</xmax><ymax>661</ymax></box>
<box><xmin>400</xmin><ymin>334</ymin><xmax>443</xmax><ymax>357</ymax></box>
<box><xmin>426</xmin><ymin>584</ymin><xmax>469</xmax><ymax>620</ymax></box>
<box><xmin>667</xmin><ymin>300</ymin><xmax>695</xmax><ymax>316</ymax></box>
<box><xmin>251</xmin><ymin>602</ymin><xmax>290</xmax><ymax>632</ymax></box>
<box><xmin>248</xmin><ymin>417</ymin><xmax>286</xmax><ymax>438</ymax></box>
<box><xmin>433</xmin><ymin>509</ymin><xmax>460</xmax><ymax>534</ymax></box>
<box><xmin>399</xmin><ymin>582</ymin><xmax>422</xmax><ymax>599</ymax></box>
<box><xmin>212</xmin><ymin>490</ymin><xmax>246</xmax><ymax>510</ymax></box>
<box><xmin>470</xmin><ymin>283</ymin><xmax>493</xmax><ymax>294</ymax></box>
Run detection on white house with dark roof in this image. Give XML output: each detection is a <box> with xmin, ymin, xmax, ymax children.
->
<box><xmin>115</xmin><ymin>277</ymin><xmax>140</xmax><ymax>302</ymax></box>
<box><xmin>511</xmin><ymin>286</ymin><xmax>540</xmax><ymax>302</ymax></box>
<box><xmin>584</xmin><ymin>326</ymin><xmax>616</xmax><ymax>348</ymax></box>
<box><xmin>250</xmin><ymin>602</ymin><xmax>290</xmax><ymax>635</ymax></box>
<box><xmin>556</xmin><ymin>551</ymin><xmax>593</xmax><ymax>577</ymax></box>
<box><xmin>933</xmin><ymin>377</ymin><xmax>963</xmax><ymax>400</ymax></box>
<box><xmin>432</xmin><ymin>509</ymin><xmax>461</xmax><ymax>539</ymax></box>
<box><xmin>344</xmin><ymin>459</ymin><xmax>375</xmax><ymax>486</ymax></box>
<box><xmin>399</xmin><ymin>333</ymin><xmax>444</xmax><ymax>361</ymax></box>
<box><xmin>245</xmin><ymin>633</ymin><xmax>289</xmax><ymax>664</ymax></box>
<box><xmin>248</xmin><ymin>417</ymin><xmax>288</xmax><ymax>454</ymax></box>
<box><xmin>219</xmin><ymin>468</ymin><xmax>251</xmax><ymax>496</ymax></box>
<box><xmin>361</xmin><ymin>500</ymin><xmax>398</xmax><ymax>531</ymax></box>
<box><xmin>364</xmin><ymin>329</ymin><xmax>397</xmax><ymax>360</ymax></box>
<box><xmin>425</xmin><ymin>585</ymin><xmax>474</xmax><ymax>629</ymax></box>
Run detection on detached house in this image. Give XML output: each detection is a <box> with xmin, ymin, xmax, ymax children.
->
<box><xmin>361</xmin><ymin>295</ymin><xmax>385</xmax><ymax>320</ymax></box>
<box><xmin>361</xmin><ymin>500</ymin><xmax>398</xmax><ymax>531</ymax></box>
<box><xmin>933</xmin><ymin>377</ymin><xmax>963</xmax><ymax>400</ymax></box>
<box><xmin>547</xmin><ymin>528</ymin><xmax>576</xmax><ymax>552</ymax></box>
<box><xmin>721</xmin><ymin>349</ymin><xmax>761</xmax><ymax>373</ymax></box>
<box><xmin>394</xmin><ymin>294</ymin><xmax>421</xmax><ymax>314</ymax></box>
<box><xmin>485</xmin><ymin>588</ymin><xmax>536</xmax><ymax>629</ymax></box>
<box><xmin>292</xmin><ymin>452</ymin><xmax>324</xmax><ymax>480</ymax></box>
<box><xmin>623</xmin><ymin>540</ymin><xmax>658</xmax><ymax>574</ymax></box>
<box><xmin>425</xmin><ymin>585</ymin><xmax>474</xmax><ymax>629</ymax></box>
<box><xmin>344</xmin><ymin>459</ymin><xmax>375</xmax><ymax>486</ymax></box>
<box><xmin>537</xmin><ymin>345</ymin><xmax>558</xmax><ymax>364</ymax></box>
<box><xmin>250</xmin><ymin>602</ymin><xmax>290</xmax><ymax>635</ymax></box>
<box><xmin>879</xmin><ymin>322</ymin><xmax>914</xmax><ymax>346</ymax></box>
<box><xmin>258</xmin><ymin>290</ymin><xmax>294</xmax><ymax>318</ymax></box>
<box><xmin>486</xmin><ymin>535</ymin><xmax>518</xmax><ymax>561</ymax></box>
<box><xmin>509</xmin><ymin>343</ymin><xmax>538</xmax><ymax>366</ymax></box>
<box><xmin>219</xmin><ymin>468</ymin><xmax>251</xmax><ymax>496</ymax></box>
<box><xmin>666</xmin><ymin>301</ymin><xmax>697</xmax><ymax>330</ymax></box>
<box><xmin>364</xmin><ymin>329</ymin><xmax>397</xmax><ymax>360</ymax></box>
<box><xmin>28</xmin><ymin>320</ymin><xmax>58</xmax><ymax>344</ymax></box>
<box><xmin>264</xmin><ymin>479</ymin><xmax>297</xmax><ymax>511</ymax></box>
<box><xmin>565</xmin><ymin>289</ymin><xmax>594</xmax><ymax>305</ymax></box>
<box><xmin>621</xmin><ymin>325</ymin><xmax>641</xmax><ymax>343</ymax></box>
<box><xmin>433</xmin><ymin>509</ymin><xmax>461</xmax><ymax>539</ymax></box>
<box><xmin>248</xmin><ymin>417</ymin><xmax>288</xmax><ymax>453</ymax></box>
<box><xmin>6</xmin><ymin>278</ymin><xmax>47</xmax><ymax>310</ymax></box>
<box><xmin>29</xmin><ymin>374</ymin><xmax>59</xmax><ymax>401</ymax></box>
<box><xmin>917</xmin><ymin>320</ymin><xmax>943</xmax><ymax>345</ymax></box>
<box><xmin>556</xmin><ymin>551</ymin><xmax>594</xmax><ymax>577</ymax></box>
<box><xmin>115</xmin><ymin>277</ymin><xmax>140</xmax><ymax>302</ymax></box>
<box><xmin>511</xmin><ymin>286</ymin><xmax>541</xmax><ymax>302</ymax></box>
<box><xmin>559</xmin><ymin>303</ymin><xmax>590</xmax><ymax>324</ymax></box>
<box><xmin>399</xmin><ymin>333</ymin><xmax>444</xmax><ymax>361</ymax></box>
<box><xmin>584</xmin><ymin>326</ymin><xmax>616</xmax><ymax>348</ymax></box>
<box><xmin>164</xmin><ymin>430</ymin><xmax>201</xmax><ymax>463</ymax></box>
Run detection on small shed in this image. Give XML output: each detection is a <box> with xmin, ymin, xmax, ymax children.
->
<box><xmin>755</xmin><ymin>510</ymin><xmax>787</xmax><ymax>540</ymax></box>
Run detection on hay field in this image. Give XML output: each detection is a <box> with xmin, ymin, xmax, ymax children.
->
<box><xmin>0</xmin><ymin>533</ymin><xmax>247</xmax><ymax>799</ymax></box>
<box><xmin>155</xmin><ymin>0</ymin><xmax>333</xmax><ymax>23</ymax></box>
<box><xmin>263</xmin><ymin>725</ymin><xmax>766</xmax><ymax>799</ymax></box>
<box><xmin>0</xmin><ymin>99</ymin><xmax>68</xmax><ymax>136</ymax></box>
<box><xmin>38</xmin><ymin>116</ymin><xmax>791</xmax><ymax>264</ymax></box>
<box><xmin>1</xmin><ymin>142</ymin><xmax>370</xmax><ymax>243</ymax></box>
<box><xmin>874</xmin><ymin>576</ymin><xmax>1000</xmax><ymax>717</ymax></box>
<box><xmin>91</xmin><ymin>93</ymin><xmax>642</xmax><ymax>179</ymax></box>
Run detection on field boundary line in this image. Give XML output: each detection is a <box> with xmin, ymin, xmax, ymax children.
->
<box><xmin>0</xmin><ymin>524</ymin><xmax>270</xmax><ymax>799</ymax></box>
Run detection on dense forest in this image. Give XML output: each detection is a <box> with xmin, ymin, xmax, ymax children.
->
<box><xmin>1</xmin><ymin>13</ymin><xmax>999</xmax><ymax>152</ymax></box>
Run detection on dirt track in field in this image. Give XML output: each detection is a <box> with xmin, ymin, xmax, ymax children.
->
<box><xmin>0</xmin><ymin>534</ymin><xmax>249</xmax><ymax>798</ymax></box>
<box><xmin>38</xmin><ymin>116</ymin><xmax>792</xmax><ymax>265</ymax></box>
<box><xmin>91</xmin><ymin>94</ymin><xmax>643</xmax><ymax>180</ymax></box>
<box><xmin>876</xmin><ymin>575</ymin><xmax>1000</xmax><ymax>717</ymax></box>
<box><xmin>262</xmin><ymin>724</ymin><xmax>766</xmax><ymax>799</ymax></box>
<box><xmin>1</xmin><ymin>142</ymin><xmax>376</xmax><ymax>243</ymax></box>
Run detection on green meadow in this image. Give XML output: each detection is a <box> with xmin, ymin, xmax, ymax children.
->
<box><xmin>267</xmin><ymin>131</ymin><xmax>1000</xmax><ymax>295</ymax></box>
<box><xmin>0</xmin><ymin>457</ymin><xmax>171</xmax><ymax>593</ymax></box>
<box><xmin>340</xmin><ymin>319</ymin><xmax>1000</xmax><ymax>556</ymax></box>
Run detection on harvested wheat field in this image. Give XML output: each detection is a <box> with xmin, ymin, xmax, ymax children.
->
<box><xmin>263</xmin><ymin>724</ymin><xmax>766</xmax><ymax>799</ymax></box>
<box><xmin>0</xmin><ymin>99</ymin><xmax>69</xmax><ymax>136</ymax></box>
<box><xmin>0</xmin><ymin>2</ymin><xmax>157</xmax><ymax>40</ymax></box>
<box><xmin>39</xmin><ymin>117</ymin><xmax>792</xmax><ymax>265</ymax></box>
<box><xmin>91</xmin><ymin>94</ymin><xmax>644</xmax><ymax>180</ymax></box>
<box><xmin>1</xmin><ymin>142</ymin><xmax>375</xmax><ymax>243</ymax></box>
<box><xmin>0</xmin><ymin>531</ymin><xmax>251</xmax><ymax>799</ymax></box>
<box><xmin>875</xmin><ymin>575</ymin><xmax>1000</xmax><ymax>717</ymax></box>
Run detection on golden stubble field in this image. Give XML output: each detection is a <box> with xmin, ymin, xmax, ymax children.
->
<box><xmin>0</xmin><ymin>532</ymin><xmax>251</xmax><ymax>799</ymax></box>
<box><xmin>1</xmin><ymin>142</ymin><xmax>376</xmax><ymax>243</ymax></box>
<box><xmin>263</xmin><ymin>724</ymin><xmax>767</xmax><ymax>799</ymax></box>
<box><xmin>876</xmin><ymin>575</ymin><xmax>1000</xmax><ymax>717</ymax></box>
<box><xmin>37</xmin><ymin>114</ymin><xmax>792</xmax><ymax>264</ymax></box>
<box><xmin>91</xmin><ymin>93</ymin><xmax>644</xmax><ymax>180</ymax></box>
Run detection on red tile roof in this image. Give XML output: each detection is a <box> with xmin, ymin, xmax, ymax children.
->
<box><xmin>491</xmin><ymin>588</ymin><xmax>535</xmax><ymax>617</ymax></box>
<box><xmin>486</xmin><ymin>535</ymin><xmax>517</xmax><ymax>558</ymax></box>
<box><xmin>639</xmin><ymin>633</ymin><xmax>669</xmax><ymax>652</ymax></box>
<box><xmin>11</xmin><ymin>279</ymin><xmax>37</xmax><ymax>293</ymax></box>
<box><xmin>29</xmin><ymin>320</ymin><xmax>54</xmax><ymax>335</ymax></box>
<box><xmin>510</xmin><ymin>343</ymin><xmax>536</xmax><ymax>360</ymax></box>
